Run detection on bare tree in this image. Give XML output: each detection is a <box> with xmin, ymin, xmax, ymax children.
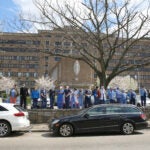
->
<box><xmin>13</xmin><ymin>0</ymin><xmax>150</xmax><ymax>88</ymax></box>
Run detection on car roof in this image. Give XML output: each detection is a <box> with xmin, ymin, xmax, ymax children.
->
<box><xmin>92</xmin><ymin>104</ymin><xmax>137</xmax><ymax>108</ymax></box>
<box><xmin>0</xmin><ymin>103</ymin><xmax>15</xmax><ymax>107</ymax></box>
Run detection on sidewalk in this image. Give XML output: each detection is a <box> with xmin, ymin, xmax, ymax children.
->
<box><xmin>28</xmin><ymin>121</ymin><xmax>150</xmax><ymax>132</ymax></box>
<box><xmin>29</xmin><ymin>123</ymin><xmax>49</xmax><ymax>132</ymax></box>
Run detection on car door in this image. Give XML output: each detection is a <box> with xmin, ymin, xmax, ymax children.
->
<box><xmin>73</xmin><ymin>106</ymin><xmax>106</xmax><ymax>133</ymax></box>
<box><xmin>101</xmin><ymin>106</ymin><xmax>123</xmax><ymax>131</ymax></box>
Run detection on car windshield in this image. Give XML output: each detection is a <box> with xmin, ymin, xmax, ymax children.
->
<box><xmin>77</xmin><ymin>108</ymin><xmax>89</xmax><ymax>115</ymax></box>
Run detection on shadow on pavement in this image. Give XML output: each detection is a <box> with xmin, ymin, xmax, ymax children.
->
<box><xmin>41</xmin><ymin>131</ymin><xmax>143</xmax><ymax>138</ymax></box>
<box><xmin>0</xmin><ymin>132</ymin><xmax>26</xmax><ymax>138</ymax></box>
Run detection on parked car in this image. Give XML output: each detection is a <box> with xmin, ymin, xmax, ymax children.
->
<box><xmin>0</xmin><ymin>103</ymin><xmax>30</xmax><ymax>137</ymax></box>
<box><xmin>49</xmin><ymin>104</ymin><xmax>148</xmax><ymax>137</ymax></box>
<box><xmin>136</xmin><ymin>95</ymin><xmax>150</xmax><ymax>107</ymax></box>
<box><xmin>30</xmin><ymin>97</ymin><xmax>50</xmax><ymax>109</ymax></box>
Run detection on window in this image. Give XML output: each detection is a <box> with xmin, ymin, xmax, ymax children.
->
<box><xmin>18</xmin><ymin>72</ymin><xmax>22</xmax><ymax>77</ymax></box>
<box><xmin>55</xmin><ymin>49</ymin><xmax>62</xmax><ymax>54</ymax></box>
<box><xmin>81</xmin><ymin>43</ymin><xmax>88</xmax><ymax>47</ymax></box>
<box><xmin>26</xmin><ymin>40</ymin><xmax>33</xmax><ymax>45</ymax></box>
<box><xmin>26</xmin><ymin>73</ymin><xmax>29</xmax><ymax>77</ymax></box>
<box><xmin>46</xmin><ymin>41</ymin><xmax>49</xmax><ymax>45</ymax></box>
<box><xmin>33</xmin><ymin>41</ymin><xmax>40</xmax><ymax>45</ymax></box>
<box><xmin>64</xmin><ymin>42</ymin><xmax>71</xmax><ymax>47</ymax></box>
<box><xmin>72</xmin><ymin>49</ymin><xmax>80</xmax><ymax>55</ymax></box>
<box><xmin>63</xmin><ymin>50</ymin><xmax>70</xmax><ymax>54</ymax></box>
<box><xmin>0</xmin><ymin>72</ymin><xmax>3</xmax><ymax>76</ymax></box>
<box><xmin>54</xmin><ymin>57</ymin><xmax>61</xmax><ymax>61</ymax></box>
<box><xmin>87</xmin><ymin>107</ymin><xmax>105</xmax><ymax>116</ymax></box>
<box><xmin>106</xmin><ymin>107</ymin><xmax>123</xmax><ymax>114</ymax></box>
<box><xmin>55</xmin><ymin>42</ymin><xmax>62</xmax><ymax>46</ymax></box>
<box><xmin>123</xmin><ymin>107</ymin><xmax>140</xmax><ymax>113</ymax></box>
<box><xmin>34</xmin><ymin>73</ymin><xmax>38</xmax><ymax>77</ymax></box>
<box><xmin>8</xmin><ymin>72</ymin><xmax>11</xmax><ymax>77</ymax></box>
<box><xmin>45</xmin><ymin>56</ymin><xmax>49</xmax><ymax>60</ymax></box>
<box><xmin>0</xmin><ymin>106</ymin><xmax>8</xmax><ymax>111</ymax></box>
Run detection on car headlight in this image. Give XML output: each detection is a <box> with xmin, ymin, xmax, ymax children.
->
<box><xmin>52</xmin><ymin>119</ymin><xmax>60</xmax><ymax>124</ymax></box>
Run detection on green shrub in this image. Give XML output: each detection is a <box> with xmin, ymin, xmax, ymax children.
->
<box><xmin>26</xmin><ymin>96</ymin><xmax>32</xmax><ymax>105</ymax></box>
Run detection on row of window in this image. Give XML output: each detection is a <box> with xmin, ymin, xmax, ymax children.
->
<box><xmin>0</xmin><ymin>40</ymin><xmax>88</xmax><ymax>48</ymax></box>
<box><xmin>0</xmin><ymin>47</ymin><xmax>38</xmax><ymax>53</ymax></box>
<box><xmin>0</xmin><ymin>72</ymin><xmax>38</xmax><ymax>78</ymax></box>
<box><xmin>114</xmin><ymin>52</ymin><xmax>150</xmax><ymax>57</ymax></box>
<box><xmin>0</xmin><ymin>40</ymin><xmax>40</xmax><ymax>45</ymax></box>
<box><xmin>54</xmin><ymin>42</ymin><xmax>88</xmax><ymax>47</ymax></box>
<box><xmin>109</xmin><ymin>59</ymin><xmax>149</xmax><ymax>65</ymax></box>
<box><xmin>103</xmin><ymin>43</ymin><xmax>150</xmax><ymax>50</ymax></box>
<box><xmin>0</xmin><ymin>63</ymin><xmax>39</xmax><ymax>69</ymax></box>
<box><xmin>18</xmin><ymin>80</ymin><xmax>35</xmax><ymax>87</ymax></box>
<box><xmin>0</xmin><ymin>56</ymin><xmax>39</xmax><ymax>61</ymax></box>
<box><xmin>54</xmin><ymin>49</ymin><xmax>80</xmax><ymax>55</ymax></box>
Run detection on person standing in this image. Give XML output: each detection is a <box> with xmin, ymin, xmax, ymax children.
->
<box><xmin>116</xmin><ymin>87</ymin><xmax>122</xmax><ymax>104</ymax></box>
<box><xmin>74</xmin><ymin>88</ymin><xmax>79</xmax><ymax>108</ymax></box>
<box><xmin>107</xmin><ymin>87</ymin><xmax>116</xmax><ymax>103</ymax></box>
<box><xmin>49</xmin><ymin>88</ymin><xmax>55</xmax><ymax>109</ymax></box>
<box><xmin>130</xmin><ymin>89</ymin><xmax>136</xmax><ymax>105</ymax></box>
<box><xmin>10</xmin><ymin>84</ymin><xmax>18</xmax><ymax>104</ymax></box>
<box><xmin>31</xmin><ymin>87</ymin><xmax>40</xmax><ymax>109</ymax></box>
<box><xmin>40</xmin><ymin>88</ymin><xmax>47</xmax><ymax>109</ymax></box>
<box><xmin>100</xmin><ymin>86</ymin><xmax>106</xmax><ymax>104</ymax></box>
<box><xmin>92</xmin><ymin>86</ymin><xmax>101</xmax><ymax>105</ymax></box>
<box><xmin>57</xmin><ymin>86</ymin><xmax>64</xmax><ymax>109</ymax></box>
<box><xmin>140</xmin><ymin>86</ymin><xmax>147</xmax><ymax>107</ymax></box>
<box><xmin>70</xmin><ymin>89</ymin><xmax>75</xmax><ymax>109</ymax></box>
<box><xmin>84</xmin><ymin>88</ymin><xmax>92</xmax><ymax>108</ymax></box>
<box><xmin>20</xmin><ymin>84</ymin><xmax>28</xmax><ymax>109</ymax></box>
<box><xmin>64</xmin><ymin>86</ymin><xmax>71</xmax><ymax>109</ymax></box>
<box><xmin>78</xmin><ymin>89</ymin><xmax>84</xmax><ymax>109</ymax></box>
<box><xmin>121</xmin><ymin>90</ymin><xmax>127</xmax><ymax>104</ymax></box>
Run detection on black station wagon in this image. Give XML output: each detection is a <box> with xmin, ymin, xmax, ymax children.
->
<box><xmin>49</xmin><ymin>104</ymin><xmax>148</xmax><ymax>137</ymax></box>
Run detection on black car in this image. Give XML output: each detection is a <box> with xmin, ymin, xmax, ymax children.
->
<box><xmin>49</xmin><ymin>104</ymin><xmax>148</xmax><ymax>137</ymax></box>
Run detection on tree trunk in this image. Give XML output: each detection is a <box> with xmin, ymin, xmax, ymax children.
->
<box><xmin>99</xmin><ymin>76</ymin><xmax>107</xmax><ymax>89</ymax></box>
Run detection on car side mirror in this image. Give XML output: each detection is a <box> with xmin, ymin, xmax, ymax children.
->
<box><xmin>84</xmin><ymin>113</ymin><xmax>89</xmax><ymax>118</ymax></box>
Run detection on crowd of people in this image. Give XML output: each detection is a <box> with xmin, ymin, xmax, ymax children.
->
<box><xmin>8</xmin><ymin>84</ymin><xmax>149</xmax><ymax>109</ymax></box>
<box><xmin>30</xmin><ymin>85</ymin><xmax>149</xmax><ymax>109</ymax></box>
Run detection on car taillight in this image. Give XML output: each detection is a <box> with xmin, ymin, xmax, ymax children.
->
<box><xmin>140</xmin><ymin>114</ymin><xmax>147</xmax><ymax>120</ymax></box>
<box><xmin>14</xmin><ymin>112</ymin><xmax>25</xmax><ymax>117</ymax></box>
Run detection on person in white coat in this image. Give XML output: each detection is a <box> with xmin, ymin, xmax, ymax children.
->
<box><xmin>100</xmin><ymin>86</ymin><xmax>106</xmax><ymax>104</ymax></box>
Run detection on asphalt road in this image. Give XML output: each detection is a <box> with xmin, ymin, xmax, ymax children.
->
<box><xmin>0</xmin><ymin>129</ymin><xmax>150</xmax><ymax>150</ymax></box>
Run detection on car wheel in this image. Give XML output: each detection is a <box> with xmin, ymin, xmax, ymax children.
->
<box><xmin>59</xmin><ymin>123</ymin><xmax>73</xmax><ymax>137</ymax></box>
<box><xmin>122</xmin><ymin>122</ymin><xmax>134</xmax><ymax>135</ymax></box>
<box><xmin>0</xmin><ymin>121</ymin><xmax>11</xmax><ymax>137</ymax></box>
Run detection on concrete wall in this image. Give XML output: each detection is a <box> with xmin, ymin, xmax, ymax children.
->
<box><xmin>28</xmin><ymin>109</ymin><xmax>80</xmax><ymax>124</ymax></box>
<box><xmin>28</xmin><ymin>107</ymin><xmax>150</xmax><ymax>124</ymax></box>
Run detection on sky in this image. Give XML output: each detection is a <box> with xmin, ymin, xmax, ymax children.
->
<box><xmin>0</xmin><ymin>0</ymin><xmax>35</xmax><ymax>32</ymax></box>
<box><xmin>0</xmin><ymin>0</ymin><xmax>17</xmax><ymax>31</ymax></box>
<box><xmin>0</xmin><ymin>0</ymin><xmax>149</xmax><ymax>33</ymax></box>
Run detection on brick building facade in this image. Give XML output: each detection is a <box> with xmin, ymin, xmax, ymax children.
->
<box><xmin>0</xmin><ymin>29</ymin><xmax>149</xmax><ymax>89</ymax></box>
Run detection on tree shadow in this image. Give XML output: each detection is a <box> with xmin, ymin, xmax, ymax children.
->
<box><xmin>41</xmin><ymin>131</ymin><xmax>143</xmax><ymax>138</ymax></box>
<box><xmin>0</xmin><ymin>132</ymin><xmax>26</xmax><ymax>138</ymax></box>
